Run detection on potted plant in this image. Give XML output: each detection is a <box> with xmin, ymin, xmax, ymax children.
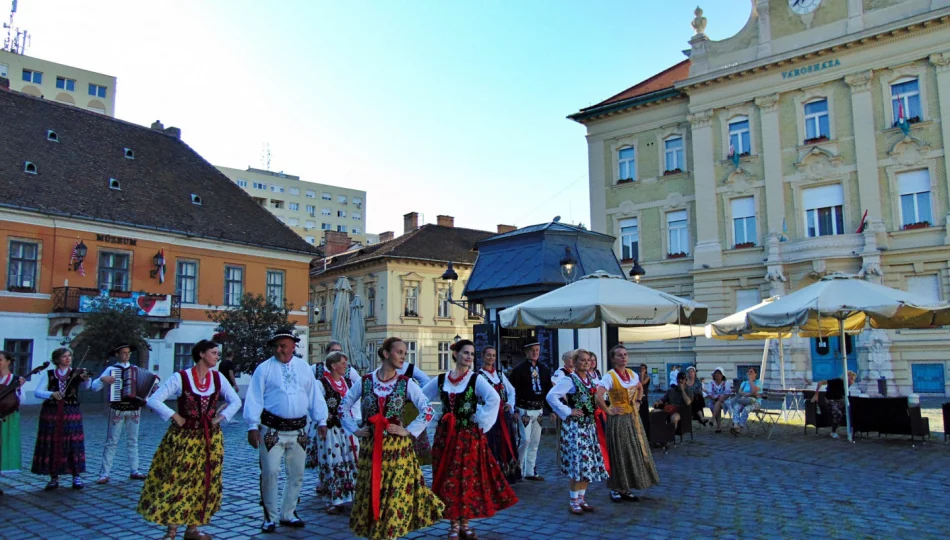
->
<box><xmin>803</xmin><ymin>135</ymin><xmax>829</xmax><ymax>144</ymax></box>
<box><xmin>110</xmin><ymin>289</ymin><xmax>132</xmax><ymax>298</ymax></box>
<box><xmin>734</xmin><ymin>241</ymin><xmax>756</xmax><ymax>249</ymax></box>
<box><xmin>902</xmin><ymin>221</ymin><xmax>930</xmax><ymax>230</ymax></box>
<box><xmin>617</xmin><ymin>178</ymin><xmax>635</xmax><ymax>185</ymax></box>
<box><xmin>663</xmin><ymin>168</ymin><xmax>684</xmax><ymax>176</ymax></box>
<box><xmin>667</xmin><ymin>251</ymin><xmax>688</xmax><ymax>259</ymax></box>
<box><xmin>7</xmin><ymin>285</ymin><xmax>36</xmax><ymax>293</ymax></box>
<box><xmin>739</xmin><ymin>151</ymin><xmax>751</xmax><ymax>157</ymax></box>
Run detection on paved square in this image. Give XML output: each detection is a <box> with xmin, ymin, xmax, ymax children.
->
<box><xmin>1</xmin><ymin>403</ymin><xmax>947</xmax><ymax>539</ymax></box>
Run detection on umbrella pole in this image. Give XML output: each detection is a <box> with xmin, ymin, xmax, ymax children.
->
<box><xmin>779</xmin><ymin>336</ymin><xmax>787</xmax><ymax>418</ymax></box>
<box><xmin>760</xmin><ymin>338</ymin><xmax>770</xmax><ymax>389</ymax></box>
<box><xmin>840</xmin><ymin>320</ymin><xmax>853</xmax><ymax>443</ymax></box>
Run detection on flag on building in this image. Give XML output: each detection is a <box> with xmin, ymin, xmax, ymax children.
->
<box><xmin>158</xmin><ymin>248</ymin><xmax>166</xmax><ymax>284</ymax></box>
<box><xmin>897</xmin><ymin>99</ymin><xmax>911</xmax><ymax>136</ymax></box>
<box><xmin>856</xmin><ymin>209</ymin><xmax>869</xmax><ymax>234</ymax></box>
<box><xmin>780</xmin><ymin>218</ymin><xmax>788</xmax><ymax>242</ymax></box>
<box><xmin>69</xmin><ymin>240</ymin><xmax>85</xmax><ymax>276</ymax></box>
<box><xmin>728</xmin><ymin>141</ymin><xmax>740</xmax><ymax>168</ymax></box>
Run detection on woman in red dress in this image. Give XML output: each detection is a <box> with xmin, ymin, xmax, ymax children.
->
<box><xmin>422</xmin><ymin>340</ymin><xmax>518</xmax><ymax>540</ymax></box>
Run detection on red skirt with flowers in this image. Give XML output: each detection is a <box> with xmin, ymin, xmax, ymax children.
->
<box><xmin>430</xmin><ymin>422</ymin><xmax>518</xmax><ymax>520</ymax></box>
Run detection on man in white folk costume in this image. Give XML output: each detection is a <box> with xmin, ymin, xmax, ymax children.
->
<box><xmin>244</xmin><ymin>330</ymin><xmax>329</xmax><ymax>534</ymax></box>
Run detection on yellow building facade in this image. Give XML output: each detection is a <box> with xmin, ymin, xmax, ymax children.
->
<box><xmin>216</xmin><ymin>166</ymin><xmax>369</xmax><ymax>246</ymax></box>
<box><xmin>0</xmin><ymin>50</ymin><xmax>117</xmax><ymax>115</ymax></box>
<box><xmin>572</xmin><ymin>0</ymin><xmax>950</xmax><ymax>395</ymax></box>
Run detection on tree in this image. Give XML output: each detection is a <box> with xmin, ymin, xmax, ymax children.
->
<box><xmin>67</xmin><ymin>297</ymin><xmax>152</xmax><ymax>363</ymax></box>
<box><xmin>207</xmin><ymin>293</ymin><xmax>295</xmax><ymax>374</ymax></box>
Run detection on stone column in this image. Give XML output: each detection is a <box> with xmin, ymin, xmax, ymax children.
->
<box><xmin>687</xmin><ymin>109</ymin><xmax>722</xmax><ymax>268</ymax></box>
<box><xmin>587</xmin><ymin>138</ymin><xmax>608</xmax><ymax>234</ymax></box>
<box><xmin>928</xmin><ymin>52</ymin><xmax>950</xmax><ymax>242</ymax></box>
<box><xmin>845</xmin><ymin>71</ymin><xmax>885</xmax><ymax>234</ymax></box>
<box><xmin>755</xmin><ymin>93</ymin><xmax>785</xmax><ymax>236</ymax></box>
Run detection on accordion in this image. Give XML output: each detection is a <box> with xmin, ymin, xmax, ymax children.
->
<box><xmin>109</xmin><ymin>366</ymin><xmax>160</xmax><ymax>405</ymax></box>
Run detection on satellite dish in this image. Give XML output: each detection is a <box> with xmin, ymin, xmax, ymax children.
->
<box><xmin>553</xmin><ymin>216</ymin><xmax>561</xmax><ymax>223</ymax></box>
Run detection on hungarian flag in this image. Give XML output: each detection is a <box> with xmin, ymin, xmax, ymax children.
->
<box><xmin>897</xmin><ymin>99</ymin><xmax>911</xmax><ymax>136</ymax></box>
<box><xmin>856</xmin><ymin>209</ymin><xmax>868</xmax><ymax>234</ymax></box>
<box><xmin>728</xmin><ymin>141</ymin><xmax>740</xmax><ymax>167</ymax></box>
<box><xmin>158</xmin><ymin>248</ymin><xmax>166</xmax><ymax>284</ymax></box>
<box><xmin>69</xmin><ymin>240</ymin><xmax>85</xmax><ymax>276</ymax></box>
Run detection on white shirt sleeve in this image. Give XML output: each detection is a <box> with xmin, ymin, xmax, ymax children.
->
<box><xmin>218</xmin><ymin>376</ymin><xmax>243</xmax><ymax>422</ymax></box>
<box><xmin>147</xmin><ymin>373</ymin><xmax>182</xmax><ymax>422</ymax></box>
<box><xmin>307</xmin><ymin>372</ymin><xmax>329</xmax><ymax>426</ymax></box>
<box><xmin>413</xmin><ymin>366</ymin><xmax>431</xmax><ymax>386</ymax></box>
<box><xmin>502</xmin><ymin>373</ymin><xmax>516</xmax><ymax>410</ymax></box>
<box><xmin>242</xmin><ymin>363</ymin><xmax>266</xmax><ymax>431</ymax></box>
<box><xmin>474</xmin><ymin>375</ymin><xmax>500</xmax><ymax>433</ymax></box>
<box><xmin>340</xmin><ymin>378</ymin><xmax>363</xmax><ymax>435</ymax></box>
<box><xmin>546</xmin><ymin>377</ymin><xmax>575</xmax><ymax>420</ymax></box>
<box><xmin>597</xmin><ymin>371</ymin><xmax>613</xmax><ymax>392</ymax></box>
<box><xmin>404</xmin><ymin>378</ymin><xmax>434</xmax><ymax>438</ymax></box>
<box><xmin>420</xmin><ymin>376</ymin><xmax>440</xmax><ymax>402</ymax></box>
<box><xmin>34</xmin><ymin>374</ymin><xmax>52</xmax><ymax>400</ymax></box>
<box><xmin>551</xmin><ymin>370</ymin><xmax>563</xmax><ymax>386</ymax></box>
<box><xmin>89</xmin><ymin>366</ymin><xmax>113</xmax><ymax>392</ymax></box>
<box><xmin>348</xmin><ymin>367</ymin><xmax>362</xmax><ymax>388</ymax></box>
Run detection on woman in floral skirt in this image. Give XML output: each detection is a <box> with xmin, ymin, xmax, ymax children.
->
<box><xmin>31</xmin><ymin>348</ymin><xmax>91</xmax><ymax>491</ymax></box>
<box><xmin>423</xmin><ymin>340</ymin><xmax>518</xmax><ymax>540</ymax></box>
<box><xmin>137</xmin><ymin>340</ymin><xmax>242</xmax><ymax>540</ymax></box>
<box><xmin>546</xmin><ymin>349</ymin><xmax>609</xmax><ymax>515</ymax></box>
<box><xmin>341</xmin><ymin>337</ymin><xmax>443</xmax><ymax>540</ymax></box>
<box><xmin>310</xmin><ymin>350</ymin><xmax>360</xmax><ymax>514</ymax></box>
<box><xmin>478</xmin><ymin>345</ymin><xmax>521</xmax><ymax>484</ymax></box>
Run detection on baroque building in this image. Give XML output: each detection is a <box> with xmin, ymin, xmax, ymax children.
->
<box><xmin>571</xmin><ymin>0</ymin><xmax>950</xmax><ymax>396</ymax></box>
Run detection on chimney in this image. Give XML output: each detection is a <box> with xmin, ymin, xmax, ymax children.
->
<box><xmin>323</xmin><ymin>230</ymin><xmax>351</xmax><ymax>257</ymax></box>
<box><xmin>497</xmin><ymin>224</ymin><xmax>517</xmax><ymax>234</ymax></box>
<box><xmin>436</xmin><ymin>215</ymin><xmax>454</xmax><ymax>228</ymax></box>
<box><xmin>379</xmin><ymin>231</ymin><xmax>395</xmax><ymax>243</ymax></box>
<box><xmin>151</xmin><ymin>120</ymin><xmax>164</xmax><ymax>130</ymax></box>
<box><xmin>165</xmin><ymin>126</ymin><xmax>181</xmax><ymax>139</ymax></box>
<box><xmin>403</xmin><ymin>212</ymin><xmax>419</xmax><ymax>234</ymax></box>
<box><xmin>0</xmin><ymin>77</ymin><xmax>9</xmax><ymax>89</ymax></box>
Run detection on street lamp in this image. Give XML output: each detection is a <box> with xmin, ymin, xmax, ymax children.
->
<box><xmin>70</xmin><ymin>240</ymin><xmax>88</xmax><ymax>272</ymax></box>
<box><xmin>454</xmin><ymin>334</ymin><xmax>461</xmax><ymax>343</ymax></box>
<box><xmin>150</xmin><ymin>250</ymin><xmax>166</xmax><ymax>278</ymax></box>
<box><xmin>440</xmin><ymin>261</ymin><xmax>471</xmax><ymax>310</ymax></box>
<box><xmin>559</xmin><ymin>246</ymin><xmax>578</xmax><ymax>283</ymax></box>
<box><xmin>628</xmin><ymin>259</ymin><xmax>646</xmax><ymax>284</ymax></box>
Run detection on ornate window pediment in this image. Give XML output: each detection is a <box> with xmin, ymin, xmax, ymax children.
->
<box><xmin>793</xmin><ymin>147</ymin><xmax>844</xmax><ymax>183</ymax></box>
<box><xmin>887</xmin><ymin>136</ymin><xmax>932</xmax><ymax>166</ymax></box>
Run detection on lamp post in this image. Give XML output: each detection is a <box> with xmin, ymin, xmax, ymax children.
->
<box><xmin>440</xmin><ymin>261</ymin><xmax>472</xmax><ymax>310</ymax></box>
<box><xmin>559</xmin><ymin>246</ymin><xmax>578</xmax><ymax>283</ymax></box>
<box><xmin>149</xmin><ymin>250</ymin><xmax>166</xmax><ymax>279</ymax></box>
<box><xmin>628</xmin><ymin>259</ymin><xmax>646</xmax><ymax>284</ymax></box>
<box><xmin>70</xmin><ymin>240</ymin><xmax>88</xmax><ymax>272</ymax></box>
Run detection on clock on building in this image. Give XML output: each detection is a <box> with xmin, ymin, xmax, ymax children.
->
<box><xmin>789</xmin><ymin>0</ymin><xmax>821</xmax><ymax>15</ymax></box>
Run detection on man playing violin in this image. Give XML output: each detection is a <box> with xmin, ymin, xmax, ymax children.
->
<box><xmin>0</xmin><ymin>351</ymin><xmax>26</xmax><ymax>496</ymax></box>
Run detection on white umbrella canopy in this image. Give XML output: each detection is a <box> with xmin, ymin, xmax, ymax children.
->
<box><xmin>330</xmin><ymin>277</ymin><xmax>352</xmax><ymax>359</ymax></box>
<box><xmin>347</xmin><ymin>295</ymin><xmax>369</xmax><ymax>373</ymax></box>
<box><xmin>618</xmin><ymin>297</ymin><xmax>787</xmax><ymax>343</ymax></box>
<box><xmin>745</xmin><ymin>273</ymin><xmax>950</xmax><ymax>442</ymax></box>
<box><xmin>499</xmin><ymin>270</ymin><xmax>708</xmax><ymax>329</ymax></box>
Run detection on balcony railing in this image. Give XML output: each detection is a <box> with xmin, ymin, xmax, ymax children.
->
<box><xmin>52</xmin><ymin>287</ymin><xmax>182</xmax><ymax>319</ymax></box>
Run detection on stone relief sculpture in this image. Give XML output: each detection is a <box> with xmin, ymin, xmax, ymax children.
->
<box><xmin>691</xmin><ymin>6</ymin><xmax>707</xmax><ymax>36</ymax></box>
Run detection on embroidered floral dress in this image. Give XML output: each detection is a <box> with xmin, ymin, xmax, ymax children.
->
<box><xmin>546</xmin><ymin>373</ymin><xmax>609</xmax><ymax>483</ymax></box>
<box><xmin>311</xmin><ymin>374</ymin><xmax>359</xmax><ymax>507</ymax></box>
<box><xmin>422</xmin><ymin>371</ymin><xmax>518</xmax><ymax>520</ymax></box>
<box><xmin>341</xmin><ymin>371</ymin><xmax>443</xmax><ymax>540</ymax></box>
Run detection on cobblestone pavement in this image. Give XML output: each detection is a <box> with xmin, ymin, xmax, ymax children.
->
<box><xmin>1</xmin><ymin>402</ymin><xmax>947</xmax><ymax>540</ymax></box>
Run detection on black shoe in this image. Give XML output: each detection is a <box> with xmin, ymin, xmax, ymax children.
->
<box><xmin>609</xmin><ymin>490</ymin><xmax>623</xmax><ymax>503</ymax></box>
<box><xmin>44</xmin><ymin>479</ymin><xmax>60</xmax><ymax>491</ymax></box>
<box><xmin>261</xmin><ymin>522</ymin><xmax>276</xmax><ymax>533</ymax></box>
<box><xmin>280</xmin><ymin>518</ymin><xmax>305</xmax><ymax>528</ymax></box>
<box><xmin>619</xmin><ymin>491</ymin><xmax>640</xmax><ymax>502</ymax></box>
<box><xmin>72</xmin><ymin>477</ymin><xmax>84</xmax><ymax>490</ymax></box>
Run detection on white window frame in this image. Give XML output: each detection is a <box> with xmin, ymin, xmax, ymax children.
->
<box><xmin>7</xmin><ymin>239</ymin><xmax>39</xmax><ymax>290</ymax></box>
<box><xmin>353</xmin><ymin>212</ymin><xmax>362</xmax><ymax>220</ymax></box>
<box><xmin>175</xmin><ymin>259</ymin><xmax>198</xmax><ymax>304</ymax></box>
<box><xmin>337</xmin><ymin>225</ymin><xmax>347</xmax><ymax>233</ymax></box>
<box><xmin>236</xmin><ymin>178</ymin><xmax>248</xmax><ymax>187</ymax></box>
<box><xmin>366</xmin><ymin>285</ymin><xmax>376</xmax><ymax>318</ymax></box>
<box><xmin>224</xmin><ymin>265</ymin><xmax>244</xmax><ymax>306</ymax></box>
<box><xmin>22</xmin><ymin>69</ymin><xmax>42</xmax><ymax>84</ymax></box>
<box><xmin>288</xmin><ymin>202</ymin><xmax>299</xmax><ymax>211</ymax></box>
<box><xmin>266</xmin><ymin>269</ymin><xmax>285</xmax><ymax>305</ymax></box>
<box><xmin>890</xmin><ymin>76</ymin><xmax>922</xmax><ymax>125</ymax></box>
<box><xmin>404</xmin><ymin>286</ymin><xmax>419</xmax><ymax>316</ymax></box>
<box><xmin>305</xmin><ymin>220</ymin><xmax>316</xmax><ymax>229</ymax></box>
<box><xmin>802</xmin><ymin>184</ymin><xmax>844</xmax><ymax>238</ymax></box>
<box><xmin>322</xmin><ymin>208</ymin><xmax>331</xmax><ymax>216</ymax></box>
<box><xmin>405</xmin><ymin>341</ymin><xmax>418</xmax><ymax>364</ymax></box>
<box><xmin>735</xmin><ymin>288</ymin><xmax>761</xmax><ymax>312</ymax></box>
<box><xmin>305</xmin><ymin>190</ymin><xmax>316</xmax><ymax>199</ymax></box>
<box><xmin>352</xmin><ymin>227</ymin><xmax>361</xmax><ymax>234</ymax></box>
<box><xmin>321</xmin><ymin>222</ymin><xmax>331</xmax><ymax>230</ymax></box>
<box><xmin>666</xmin><ymin>209</ymin><xmax>690</xmax><ymax>256</ymax></box>
<box><xmin>730</xmin><ymin>196</ymin><xmax>757</xmax><ymax>247</ymax></box>
<box><xmin>897</xmin><ymin>169</ymin><xmax>932</xmax><ymax>227</ymax></box>
<box><xmin>289</xmin><ymin>187</ymin><xmax>300</xmax><ymax>196</ymax></box>
<box><xmin>803</xmin><ymin>99</ymin><xmax>830</xmax><ymax>141</ymax></box>
<box><xmin>617</xmin><ymin>146</ymin><xmax>636</xmax><ymax>182</ymax></box>
<box><xmin>253</xmin><ymin>182</ymin><xmax>267</xmax><ymax>190</ymax></box>
<box><xmin>338</xmin><ymin>195</ymin><xmax>348</xmax><ymax>204</ymax></box>
<box><xmin>437</xmin><ymin>288</ymin><xmax>451</xmax><ymax>318</ymax></box>
<box><xmin>322</xmin><ymin>192</ymin><xmax>332</xmax><ymax>201</ymax></box>
<box><xmin>438</xmin><ymin>341</ymin><xmax>451</xmax><ymax>370</ymax></box>
<box><xmin>338</xmin><ymin>210</ymin><xmax>346</xmax><ymax>218</ymax></box>
<box><xmin>728</xmin><ymin>116</ymin><xmax>751</xmax><ymax>155</ymax></box>
<box><xmin>305</xmin><ymin>235</ymin><xmax>316</xmax><ymax>244</ymax></box>
<box><xmin>97</xmin><ymin>250</ymin><xmax>131</xmax><ymax>291</ymax></box>
<box><xmin>56</xmin><ymin>76</ymin><xmax>76</xmax><ymax>92</ymax></box>
<box><xmin>663</xmin><ymin>136</ymin><xmax>685</xmax><ymax>173</ymax></box>
<box><xmin>618</xmin><ymin>217</ymin><xmax>639</xmax><ymax>261</ymax></box>
<box><xmin>306</xmin><ymin>205</ymin><xmax>316</xmax><ymax>216</ymax></box>
<box><xmin>270</xmin><ymin>185</ymin><xmax>285</xmax><ymax>193</ymax></box>
<box><xmin>287</xmin><ymin>217</ymin><xmax>300</xmax><ymax>226</ymax></box>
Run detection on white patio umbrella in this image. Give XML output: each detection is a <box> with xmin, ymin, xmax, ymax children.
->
<box><xmin>347</xmin><ymin>295</ymin><xmax>368</xmax><ymax>373</ymax></box>
<box><xmin>499</xmin><ymin>271</ymin><xmax>707</xmax><ymax>329</ymax></box>
<box><xmin>330</xmin><ymin>277</ymin><xmax>352</xmax><ymax>359</ymax></box>
<box><xmin>745</xmin><ymin>273</ymin><xmax>950</xmax><ymax>442</ymax></box>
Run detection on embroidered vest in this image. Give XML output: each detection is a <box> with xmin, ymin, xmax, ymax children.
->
<box><xmin>45</xmin><ymin>369</ymin><xmax>81</xmax><ymax>405</ymax></box>
<box><xmin>177</xmin><ymin>370</ymin><xmax>222</xmax><ymax>430</ymax></box>
<box><xmin>437</xmin><ymin>372</ymin><xmax>479</xmax><ymax>429</ymax></box>
<box><xmin>480</xmin><ymin>370</ymin><xmax>507</xmax><ymax>403</ymax></box>
<box><xmin>566</xmin><ymin>373</ymin><xmax>596</xmax><ymax>417</ymax></box>
<box><xmin>607</xmin><ymin>369</ymin><xmax>635</xmax><ymax>415</ymax></box>
<box><xmin>320</xmin><ymin>376</ymin><xmax>349</xmax><ymax>429</ymax></box>
<box><xmin>359</xmin><ymin>374</ymin><xmax>409</xmax><ymax>426</ymax></box>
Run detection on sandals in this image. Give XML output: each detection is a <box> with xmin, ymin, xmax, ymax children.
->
<box><xmin>44</xmin><ymin>479</ymin><xmax>60</xmax><ymax>491</ymax></box>
<box><xmin>578</xmin><ymin>498</ymin><xmax>595</xmax><ymax>512</ymax></box>
<box><xmin>183</xmin><ymin>528</ymin><xmax>212</xmax><ymax>540</ymax></box>
<box><xmin>569</xmin><ymin>498</ymin><xmax>584</xmax><ymax>515</ymax></box>
<box><xmin>448</xmin><ymin>521</ymin><xmax>460</xmax><ymax>540</ymax></box>
<box><xmin>459</xmin><ymin>519</ymin><xmax>477</xmax><ymax>539</ymax></box>
<box><xmin>161</xmin><ymin>529</ymin><xmax>177</xmax><ymax>540</ymax></box>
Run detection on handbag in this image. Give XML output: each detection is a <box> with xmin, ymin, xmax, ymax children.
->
<box><xmin>662</xmin><ymin>404</ymin><xmax>678</xmax><ymax>415</ymax></box>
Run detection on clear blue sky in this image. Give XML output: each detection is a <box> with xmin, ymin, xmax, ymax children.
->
<box><xmin>15</xmin><ymin>0</ymin><xmax>751</xmax><ymax>235</ymax></box>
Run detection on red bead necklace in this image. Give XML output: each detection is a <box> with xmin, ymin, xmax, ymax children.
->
<box><xmin>616</xmin><ymin>368</ymin><xmax>631</xmax><ymax>384</ymax></box>
<box><xmin>447</xmin><ymin>369</ymin><xmax>469</xmax><ymax>385</ymax></box>
<box><xmin>191</xmin><ymin>366</ymin><xmax>211</xmax><ymax>392</ymax></box>
<box><xmin>324</xmin><ymin>372</ymin><xmax>348</xmax><ymax>395</ymax></box>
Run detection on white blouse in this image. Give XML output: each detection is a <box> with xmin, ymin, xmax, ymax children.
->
<box><xmin>340</xmin><ymin>369</ymin><xmax>433</xmax><ymax>438</ymax></box>
<box><xmin>598</xmin><ymin>369</ymin><xmax>640</xmax><ymax>391</ymax></box>
<box><xmin>479</xmin><ymin>368</ymin><xmax>516</xmax><ymax>410</ymax></box>
<box><xmin>34</xmin><ymin>368</ymin><xmax>91</xmax><ymax>400</ymax></box>
<box><xmin>421</xmin><ymin>371</ymin><xmax>500</xmax><ymax>433</ymax></box>
<box><xmin>147</xmin><ymin>370</ymin><xmax>243</xmax><ymax>424</ymax></box>
<box><xmin>311</xmin><ymin>363</ymin><xmax>361</xmax><ymax>388</ymax></box>
<box><xmin>546</xmin><ymin>373</ymin><xmax>598</xmax><ymax>421</ymax></box>
<box><xmin>315</xmin><ymin>375</ymin><xmax>362</xmax><ymax>422</ymax></box>
<box><xmin>397</xmin><ymin>362</ymin><xmax>431</xmax><ymax>386</ymax></box>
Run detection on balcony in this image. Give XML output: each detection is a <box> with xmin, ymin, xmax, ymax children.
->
<box><xmin>50</xmin><ymin>287</ymin><xmax>182</xmax><ymax>338</ymax></box>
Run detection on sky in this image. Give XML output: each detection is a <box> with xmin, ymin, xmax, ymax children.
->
<box><xmin>11</xmin><ymin>0</ymin><xmax>751</xmax><ymax>236</ymax></box>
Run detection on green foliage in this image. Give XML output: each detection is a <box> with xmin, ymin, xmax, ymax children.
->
<box><xmin>207</xmin><ymin>293</ymin><xmax>295</xmax><ymax>374</ymax></box>
<box><xmin>66</xmin><ymin>297</ymin><xmax>152</xmax><ymax>362</ymax></box>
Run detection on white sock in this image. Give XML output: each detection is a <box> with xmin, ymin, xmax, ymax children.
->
<box><xmin>578</xmin><ymin>489</ymin><xmax>586</xmax><ymax>497</ymax></box>
<box><xmin>569</xmin><ymin>490</ymin><xmax>578</xmax><ymax>499</ymax></box>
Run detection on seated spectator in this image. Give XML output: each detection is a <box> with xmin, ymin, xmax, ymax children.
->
<box><xmin>810</xmin><ymin>370</ymin><xmax>857</xmax><ymax>439</ymax></box>
<box><xmin>705</xmin><ymin>367</ymin><xmax>731</xmax><ymax>433</ymax></box>
<box><xmin>653</xmin><ymin>372</ymin><xmax>693</xmax><ymax>433</ymax></box>
<box><xmin>730</xmin><ymin>367</ymin><xmax>760</xmax><ymax>436</ymax></box>
<box><xmin>684</xmin><ymin>367</ymin><xmax>708</xmax><ymax>427</ymax></box>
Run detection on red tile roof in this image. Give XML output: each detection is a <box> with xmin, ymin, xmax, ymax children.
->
<box><xmin>584</xmin><ymin>59</ymin><xmax>691</xmax><ymax>111</ymax></box>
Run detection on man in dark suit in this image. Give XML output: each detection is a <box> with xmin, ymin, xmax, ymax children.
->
<box><xmin>508</xmin><ymin>341</ymin><xmax>553</xmax><ymax>481</ymax></box>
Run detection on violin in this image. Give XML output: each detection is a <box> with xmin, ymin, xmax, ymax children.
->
<box><xmin>0</xmin><ymin>361</ymin><xmax>50</xmax><ymax>421</ymax></box>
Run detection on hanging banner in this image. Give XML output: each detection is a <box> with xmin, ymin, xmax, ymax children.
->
<box><xmin>79</xmin><ymin>291</ymin><xmax>173</xmax><ymax>317</ymax></box>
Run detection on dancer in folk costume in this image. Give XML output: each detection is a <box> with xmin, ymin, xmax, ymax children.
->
<box><xmin>342</xmin><ymin>337</ymin><xmax>442</xmax><ymax>540</ymax></box>
<box><xmin>0</xmin><ymin>351</ymin><xmax>27</xmax><ymax>493</ymax></box>
<box><xmin>423</xmin><ymin>340</ymin><xmax>518</xmax><ymax>539</ymax></box>
<box><xmin>137</xmin><ymin>340</ymin><xmax>242</xmax><ymax>540</ymax></box>
<box><xmin>309</xmin><ymin>351</ymin><xmax>360</xmax><ymax>514</ymax></box>
<box><xmin>595</xmin><ymin>345</ymin><xmax>659</xmax><ymax>504</ymax></box>
<box><xmin>546</xmin><ymin>349</ymin><xmax>609</xmax><ymax>515</ymax></box>
<box><xmin>311</xmin><ymin>340</ymin><xmax>361</xmax><ymax>387</ymax></box>
<box><xmin>394</xmin><ymin>351</ymin><xmax>433</xmax><ymax>465</ymax></box>
<box><xmin>90</xmin><ymin>344</ymin><xmax>156</xmax><ymax>484</ymax></box>
<box><xmin>508</xmin><ymin>341</ymin><xmax>553</xmax><ymax>481</ymax></box>
<box><xmin>31</xmin><ymin>348</ymin><xmax>91</xmax><ymax>491</ymax></box>
<box><xmin>244</xmin><ymin>330</ymin><xmax>329</xmax><ymax>534</ymax></box>
<box><xmin>478</xmin><ymin>345</ymin><xmax>521</xmax><ymax>484</ymax></box>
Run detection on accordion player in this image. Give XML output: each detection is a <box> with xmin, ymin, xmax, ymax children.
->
<box><xmin>108</xmin><ymin>365</ymin><xmax>160</xmax><ymax>408</ymax></box>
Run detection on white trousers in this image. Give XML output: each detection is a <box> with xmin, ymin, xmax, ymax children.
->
<box><xmin>516</xmin><ymin>408</ymin><xmax>543</xmax><ymax>477</ymax></box>
<box><xmin>99</xmin><ymin>409</ymin><xmax>140</xmax><ymax>477</ymax></box>
<box><xmin>259</xmin><ymin>429</ymin><xmax>308</xmax><ymax>522</ymax></box>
